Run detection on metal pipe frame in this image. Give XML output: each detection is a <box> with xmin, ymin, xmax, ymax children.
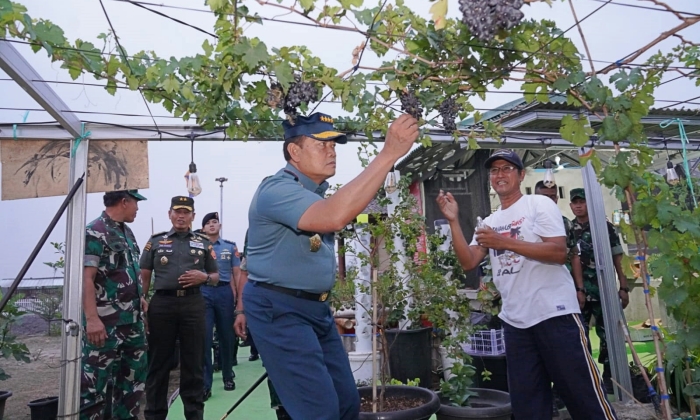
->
<box><xmin>0</xmin><ymin>42</ymin><xmax>87</xmax><ymax>419</ymax></box>
<box><xmin>0</xmin><ymin>123</ymin><xmax>698</xmax><ymax>150</ymax></box>
<box><xmin>579</xmin><ymin>146</ymin><xmax>634</xmax><ymax>402</ymax></box>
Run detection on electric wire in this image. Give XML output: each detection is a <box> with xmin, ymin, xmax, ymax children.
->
<box><xmin>586</xmin><ymin>0</ymin><xmax>700</xmax><ymax>18</ymax></box>
<box><xmin>98</xmin><ymin>0</ymin><xmax>162</xmax><ymax>134</ymax></box>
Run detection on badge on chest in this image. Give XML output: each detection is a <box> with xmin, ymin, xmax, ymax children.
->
<box><xmin>190</xmin><ymin>241</ymin><xmax>205</xmax><ymax>249</ymax></box>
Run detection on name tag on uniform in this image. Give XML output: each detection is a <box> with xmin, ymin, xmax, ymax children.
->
<box><xmin>190</xmin><ymin>241</ymin><xmax>205</xmax><ymax>249</ymax></box>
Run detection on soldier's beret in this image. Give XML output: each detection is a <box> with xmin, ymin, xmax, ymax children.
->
<box><xmin>202</xmin><ymin>212</ymin><xmax>219</xmax><ymax>228</ymax></box>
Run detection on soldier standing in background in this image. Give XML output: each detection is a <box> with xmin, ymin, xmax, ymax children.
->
<box><xmin>200</xmin><ymin>211</ymin><xmax>240</xmax><ymax>400</ymax></box>
<box><xmin>569</xmin><ymin>188</ymin><xmax>630</xmax><ymax>393</ymax></box>
<box><xmin>140</xmin><ymin>196</ymin><xmax>219</xmax><ymax>420</ymax></box>
<box><xmin>80</xmin><ymin>190</ymin><xmax>149</xmax><ymax>420</ymax></box>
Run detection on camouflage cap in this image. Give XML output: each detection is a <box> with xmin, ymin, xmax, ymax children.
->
<box><xmin>570</xmin><ymin>188</ymin><xmax>586</xmax><ymax>201</ymax></box>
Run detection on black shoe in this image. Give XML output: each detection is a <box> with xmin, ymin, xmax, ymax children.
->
<box><xmin>224</xmin><ymin>380</ymin><xmax>236</xmax><ymax>391</ymax></box>
<box><xmin>203</xmin><ymin>389</ymin><xmax>212</xmax><ymax>401</ymax></box>
<box><xmin>249</xmin><ymin>354</ymin><xmax>260</xmax><ymax>361</ymax></box>
<box><xmin>276</xmin><ymin>406</ymin><xmax>292</xmax><ymax>420</ymax></box>
<box><xmin>603</xmin><ymin>378</ymin><xmax>614</xmax><ymax>395</ymax></box>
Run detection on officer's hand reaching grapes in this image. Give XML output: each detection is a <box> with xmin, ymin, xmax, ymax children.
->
<box><xmin>382</xmin><ymin>114</ymin><xmax>419</xmax><ymax>160</ymax></box>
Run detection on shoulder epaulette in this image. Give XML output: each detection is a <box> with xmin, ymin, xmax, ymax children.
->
<box><xmin>151</xmin><ymin>231</ymin><xmax>168</xmax><ymax>238</ymax></box>
<box><xmin>194</xmin><ymin>231</ymin><xmax>209</xmax><ymax>240</ymax></box>
<box><xmin>223</xmin><ymin>239</ymin><xmax>236</xmax><ymax>246</ymax></box>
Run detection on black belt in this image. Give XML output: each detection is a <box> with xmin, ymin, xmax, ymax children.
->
<box><xmin>251</xmin><ymin>281</ymin><xmax>329</xmax><ymax>302</ymax></box>
<box><xmin>203</xmin><ymin>282</ymin><xmax>229</xmax><ymax>288</ymax></box>
<box><xmin>155</xmin><ymin>288</ymin><xmax>200</xmax><ymax>297</ymax></box>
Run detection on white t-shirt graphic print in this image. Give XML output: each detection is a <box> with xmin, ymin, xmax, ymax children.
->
<box><xmin>471</xmin><ymin>195</ymin><xmax>580</xmax><ymax>328</ymax></box>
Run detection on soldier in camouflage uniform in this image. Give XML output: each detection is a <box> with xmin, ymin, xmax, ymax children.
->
<box><xmin>569</xmin><ymin>188</ymin><xmax>630</xmax><ymax>392</ymax></box>
<box><xmin>81</xmin><ymin>190</ymin><xmax>149</xmax><ymax>420</ymax></box>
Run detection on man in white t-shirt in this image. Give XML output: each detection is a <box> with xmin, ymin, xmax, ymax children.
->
<box><xmin>436</xmin><ymin>149</ymin><xmax>616</xmax><ymax>420</ymax></box>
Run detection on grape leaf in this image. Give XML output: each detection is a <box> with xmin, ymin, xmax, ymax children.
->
<box><xmin>429</xmin><ymin>0</ymin><xmax>447</xmax><ymax>30</ymax></box>
<box><xmin>674</xmin><ymin>217</ymin><xmax>700</xmax><ymax>238</ymax></box>
<box><xmin>560</xmin><ymin>114</ymin><xmax>594</xmax><ymax>147</ymax></box>
<box><xmin>162</xmin><ymin>76</ymin><xmax>180</xmax><ymax>94</ymax></box>
<box><xmin>552</xmin><ymin>77</ymin><xmax>570</xmax><ymax>92</ymax></box>
<box><xmin>234</xmin><ymin>39</ymin><xmax>270</xmax><ymax>69</ymax></box>
<box><xmin>299</xmin><ymin>0</ymin><xmax>314</xmax><ymax>11</ymax></box>
<box><xmin>339</xmin><ymin>0</ymin><xmax>363</xmax><ymax>8</ymax></box>
<box><xmin>601</xmin><ymin>113</ymin><xmax>633</xmax><ymax>142</ymax></box>
<box><xmin>273</xmin><ymin>62</ymin><xmax>294</xmax><ymax>89</ymax></box>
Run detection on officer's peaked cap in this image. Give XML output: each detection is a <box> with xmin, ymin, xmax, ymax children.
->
<box><xmin>282</xmin><ymin>113</ymin><xmax>347</xmax><ymax>144</ymax></box>
<box><xmin>171</xmin><ymin>196</ymin><xmax>194</xmax><ymax>211</ymax></box>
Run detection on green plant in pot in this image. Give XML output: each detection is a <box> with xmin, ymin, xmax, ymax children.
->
<box><xmin>335</xmin><ymin>175</ymin><xmax>441</xmax><ymax>419</ymax></box>
<box><xmin>0</xmin><ymin>291</ymin><xmax>32</xmax><ymax>418</ymax></box>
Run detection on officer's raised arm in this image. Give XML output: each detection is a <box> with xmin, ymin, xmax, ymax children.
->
<box><xmin>297</xmin><ymin>114</ymin><xmax>418</xmax><ymax>233</ymax></box>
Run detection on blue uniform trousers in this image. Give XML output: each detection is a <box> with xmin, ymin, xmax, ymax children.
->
<box><xmin>243</xmin><ymin>281</ymin><xmax>360</xmax><ymax>420</ymax></box>
<box><xmin>504</xmin><ymin>313</ymin><xmax>617</xmax><ymax>420</ymax></box>
<box><xmin>202</xmin><ymin>283</ymin><xmax>236</xmax><ymax>390</ymax></box>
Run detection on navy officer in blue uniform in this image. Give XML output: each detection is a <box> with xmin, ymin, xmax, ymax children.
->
<box><xmin>199</xmin><ymin>212</ymin><xmax>241</xmax><ymax>400</ymax></box>
<box><xmin>243</xmin><ymin>112</ymin><xmax>418</xmax><ymax>420</ymax></box>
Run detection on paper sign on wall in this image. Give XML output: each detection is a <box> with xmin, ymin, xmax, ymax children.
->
<box><xmin>1</xmin><ymin>139</ymin><xmax>149</xmax><ymax>201</ymax></box>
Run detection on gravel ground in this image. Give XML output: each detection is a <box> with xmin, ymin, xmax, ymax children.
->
<box><xmin>2</xmin><ymin>316</ymin><xmax>180</xmax><ymax>420</ymax></box>
<box><xmin>10</xmin><ymin>314</ymin><xmax>52</xmax><ymax>337</ymax></box>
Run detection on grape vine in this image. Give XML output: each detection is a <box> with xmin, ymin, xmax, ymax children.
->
<box><xmin>399</xmin><ymin>90</ymin><xmax>423</xmax><ymax>120</ymax></box>
<box><xmin>458</xmin><ymin>0</ymin><xmax>525</xmax><ymax>42</ymax></box>
<box><xmin>1</xmin><ymin>1</ymin><xmax>700</xmax><ymax>416</ymax></box>
<box><xmin>438</xmin><ymin>97</ymin><xmax>461</xmax><ymax>133</ymax></box>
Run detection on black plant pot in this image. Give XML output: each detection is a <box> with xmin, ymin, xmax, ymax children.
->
<box><xmin>358</xmin><ymin>385</ymin><xmax>441</xmax><ymax>420</ymax></box>
<box><xmin>28</xmin><ymin>396</ymin><xmax>59</xmax><ymax>420</ymax></box>
<box><xmin>384</xmin><ymin>327</ymin><xmax>433</xmax><ymax>388</ymax></box>
<box><xmin>436</xmin><ymin>388</ymin><xmax>511</xmax><ymax>420</ymax></box>
<box><xmin>0</xmin><ymin>391</ymin><xmax>12</xmax><ymax>420</ymax></box>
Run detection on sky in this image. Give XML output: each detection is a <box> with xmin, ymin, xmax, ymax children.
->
<box><xmin>0</xmin><ymin>0</ymin><xmax>698</xmax><ymax>281</ymax></box>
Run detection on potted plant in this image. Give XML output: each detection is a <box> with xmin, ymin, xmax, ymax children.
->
<box><xmin>334</xmin><ymin>176</ymin><xmax>441</xmax><ymax>419</ymax></box>
<box><xmin>0</xmin><ymin>291</ymin><xmax>32</xmax><ymax>420</ymax></box>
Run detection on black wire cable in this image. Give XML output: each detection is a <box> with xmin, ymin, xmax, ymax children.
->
<box><xmin>98</xmin><ymin>0</ymin><xmax>162</xmax><ymax>134</ymax></box>
<box><xmin>120</xmin><ymin>0</ymin><xmax>218</xmax><ymax>38</ymax></box>
<box><xmin>586</xmin><ymin>0</ymin><xmax>700</xmax><ymax>18</ymax></box>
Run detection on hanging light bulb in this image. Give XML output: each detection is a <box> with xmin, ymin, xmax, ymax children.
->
<box><xmin>666</xmin><ymin>160</ymin><xmax>680</xmax><ymax>185</ymax></box>
<box><xmin>543</xmin><ymin>159</ymin><xmax>556</xmax><ymax>188</ymax></box>
<box><xmin>186</xmin><ymin>135</ymin><xmax>202</xmax><ymax>196</ymax></box>
<box><xmin>385</xmin><ymin>168</ymin><xmax>398</xmax><ymax>194</ymax></box>
<box><xmin>187</xmin><ymin>162</ymin><xmax>202</xmax><ymax>196</ymax></box>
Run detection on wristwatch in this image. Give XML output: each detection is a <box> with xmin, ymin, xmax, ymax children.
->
<box><xmin>234</xmin><ymin>310</ymin><xmax>245</xmax><ymax>316</ymax></box>
<box><xmin>575</xmin><ymin>287</ymin><xmax>585</xmax><ymax>293</ymax></box>
<box><xmin>205</xmin><ymin>275</ymin><xmax>212</xmax><ymax>286</ymax></box>
<box><xmin>620</xmin><ymin>287</ymin><xmax>630</xmax><ymax>293</ymax></box>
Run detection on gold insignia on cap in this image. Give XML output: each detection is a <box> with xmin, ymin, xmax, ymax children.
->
<box><xmin>310</xmin><ymin>234</ymin><xmax>322</xmax><ymax>252</ymax></box>
<box><xmin>160</xmin><ymin>256</ymin><xmax>168</xmax><ymax>265</ymax></box>
<box><xmin>319</xmin><ymin>292</ymin><xmax>329</xmax><ymax>302</ymax></box>
<box><xmin>320</xmin><ymin>116</ymin><xmax>334</xmax><ymax>123</ymax></box>
<box><xmin>179</xmin><ymin>197</ymin><xmax>188</xmax><ymax>201</ymax></box>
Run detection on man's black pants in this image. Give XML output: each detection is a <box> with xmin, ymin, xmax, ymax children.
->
<box><xmin>144</xmin><ymin>292</ymin><xmax>206</xmax><ymax>420</ymax></box>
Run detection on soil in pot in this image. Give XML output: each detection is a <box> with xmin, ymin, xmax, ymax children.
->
<box><xmin>358</xmin><ymin>385</ymin><xmax>441</xmax><ymax>420</ymax></box>
<box><xmin>437</xmin><ymin>388</ymin><xmax>511</xmax><ymax>420</ymax></box>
